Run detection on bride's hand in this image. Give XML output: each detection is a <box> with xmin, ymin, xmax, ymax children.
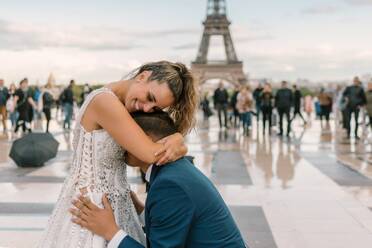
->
<box><xmin>155</xmin><ymin>133</ymin><xmax>187</xmax><ymax>165</ymax></box>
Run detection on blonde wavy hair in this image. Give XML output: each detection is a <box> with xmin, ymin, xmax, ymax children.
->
<box><xmin>130</xmin><ymin>61</ymin><xmax>198</xmax><ymax>135</ymax></box>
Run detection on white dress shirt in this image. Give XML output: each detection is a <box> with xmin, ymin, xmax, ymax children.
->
<box><xmin>108</xmin><ymin>165</ymin><xmax>153</xmax><ymax>248</ymax></box>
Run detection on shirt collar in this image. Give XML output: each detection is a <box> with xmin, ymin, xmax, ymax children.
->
<box><xmin>145</xmin><ymin>165</ymin><xmax>153</xmax><ymax>183</ymax></box>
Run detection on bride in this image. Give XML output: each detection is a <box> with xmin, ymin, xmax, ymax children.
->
<box><xmin>38</xmin><ymin>61</ymin><xmax>198</xmax><ymax>247</ymax></box>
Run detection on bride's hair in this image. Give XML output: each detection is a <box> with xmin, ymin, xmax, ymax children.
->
<box><xmin>127</xmin><ymin>61</ymin><xmax>198</xmax><ymax>135</ymax></box>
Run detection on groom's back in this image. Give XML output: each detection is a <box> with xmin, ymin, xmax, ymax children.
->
<box><xmin>149</xmin><ymin>158</ymin><xmax>246</xmax><ymax>247</ymax></box>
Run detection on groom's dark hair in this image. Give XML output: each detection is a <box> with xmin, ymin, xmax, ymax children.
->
<box><xmin>131</xmin><ymin>110</ymin><xmax>178</xmax><ymax>140</ymax></box>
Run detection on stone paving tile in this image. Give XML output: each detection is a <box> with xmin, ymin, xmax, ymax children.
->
<box><xmin>211</xmin><ymin>151</ymin><xmax>253</xmax><ymax>185</ymax></box>
<box><xmin>0</xmin><ymin>202</ymin><xmax>54</xmax><ymax>215</ymax></box>
<box><xmin>230</xmin><ymin>206</ymin><xmax>277</xmax><ymax>248</ymax></box>
<box><xmin>302</xmin><ymin>153</ymin><xmax>372</xmax><ymax>186</ymax></box>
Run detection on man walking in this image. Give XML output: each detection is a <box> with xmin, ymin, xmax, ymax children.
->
<box><xmin>290</xmin><ymin>84</ymin><xmax>307</xmax><ymax>125</ymax></box>
<box><xmin>253</xmin><ymin>83</ymin><xmax>264</xmax><ymax>122</ymax></box>
<box><xmin>213</xmin><ymin>81</ymin><xmax>229</xmax><ymax>128</ymax></box>
<box><xmin>343</xmin><ymin>76</ymin><xmax>366</xmax><ymax>139</ymax></box>
<box><xmin>230</xmin><ymin>85</ymin><xmax>240</xmax><ymax>127</ymax></box>
<box><xmin>275</xmin><ymin>81</ymin><xmax>293</xmax><ymax>137</ymax></box>
<box><xmin>0</xmin><ymin>79</ymin><xmax>10</xmax><ymax>133</ymax></box>
<box><xmin>59</xmin><ymin>80</ymin><xmax>75</xmax><ymax>130</ymax></box>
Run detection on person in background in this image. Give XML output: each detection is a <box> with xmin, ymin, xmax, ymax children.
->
<box><xmin>253</xmin><ymin>83</ymin><xmax>264</xmax><ymax>126</ymax></box>
<box><xmin>260</xmin><ymin>82</ymin><xmax>274</xmax><ymax>135</ymax></box>
<box><xmin>236</xmin><ymin>85</ymin><xmax>253</xmax><ymax>136</ymax></box>
<box><xmin>275</xmin><ymin>81</ymin><xmax>293</xmax><ymax>137</ymax></box>
<box><xmin>7</xmin><ymin>83</ymin><xmax>18</xmax><ymax>129</ymax></box>
<box><xmin>14</xmin><ymin>78</ymin><xmax>37</xmax><ymax>134</ymax></box>
<box><xmin>343</xmin><ymin>76</ymin><xmax>366</xmax><ymax>139</ymax></box>
<box><xmin>230</xmin><ymin>85</ymin><xmax>240</xmax><ymax>127</ymax></box>
<box><xmin>59</xmin><ymin>80</ymin><xmax>75</xmax><ymax>130</ymax></box>
<box><xmin>290</xmin><ymin>84</ymin><xmax>307</xmax><ymax>125</ymax></box>
<box><xmin>318</xmin><ymin>88</ymin><xmax>333</xmax><ymax>127</ymax></box>
<box><xmin>213</xmin><ymin>81</ymin><xmax>229</xmax><ymax>128</ymax></box>
<box><xmin>39</xmin><ymin>83</ymin><xmax>55</xmax><ymax>133</ymax></box>
<box><xmin>33</xmin><ymin>86</ymin><xmax>42</xmax><ymax>120</ymax></box>
<box><xmin>365</xmin><ymin>81</ymin><xmax>372</xmax><ymax>133</ymax></box>
<box><xmin>304</xmin><ymin>95</ymin><xmax>313</xmax><ymax>123</ymax></box>
<box><xmin>201</xmin><ymin>92</ymin><xmax>213</xmax><ymax>120</ymax></box>
<box><xmin>334</xmin><ymin>85</ymin><xmax>346</xmax><ymax>129</ymax></box>
<box><xmin>0</xmin><ymin>79</ymin><xmax>10</xmax><ymax>133</ymax></box>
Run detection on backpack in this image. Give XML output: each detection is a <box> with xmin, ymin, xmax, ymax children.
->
<box><xmin>43</xmin><ymin>92</ymin><xmax>54</xmax><ymax>107</ymax></box>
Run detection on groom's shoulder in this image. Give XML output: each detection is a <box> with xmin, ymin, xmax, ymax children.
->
<box><xmin>154</xmin><ymin>157</ymin><xmax>209</xmax><ymax>189</ymax></box>
<box><xmin>159</xmin><ymin>157</ymin><xmax>196</xmax><ymax>176</ymax></box>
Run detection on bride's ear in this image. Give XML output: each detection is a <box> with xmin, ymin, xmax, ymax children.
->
<box><xmin>135</xmin><ymin>71</ymin><xmax>152</xmax><ymax>83</ymax></box>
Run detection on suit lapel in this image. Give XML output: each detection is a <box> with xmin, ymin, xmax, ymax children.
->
<box><xmin>145</xmin><ymin>165</ymin><xmax>162</xmax><ymax>247</ymax></box>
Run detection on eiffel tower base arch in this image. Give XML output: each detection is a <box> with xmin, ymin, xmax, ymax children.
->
<box><xmin>191</xmin><ymin>62</ymin><xmax>248</xmax><ymax>87</ymax></box>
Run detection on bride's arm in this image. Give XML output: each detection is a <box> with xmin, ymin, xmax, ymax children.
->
<box><xmin>91</xmin><ymin>93</ymin><xmax>186</xmax><ymax>165</ymax></box>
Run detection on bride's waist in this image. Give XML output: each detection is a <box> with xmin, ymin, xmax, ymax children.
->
<box><xmin>73</xmin><ymin>186</ymin><xmax>129</xmax><ymax>209</ymax></box>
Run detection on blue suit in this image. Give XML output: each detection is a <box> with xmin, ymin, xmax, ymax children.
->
<box><xmin>119</xmin><ymin>158</ymin><xmax>246</xmax><ymax>248</ymax></box>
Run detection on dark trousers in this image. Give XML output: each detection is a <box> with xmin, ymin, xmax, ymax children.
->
<box><xmin>278</xmin><ymin>107</ymin><xmax>291</xmax><ymax>135</ymax></box>
<box><xmin>342</xmin><ymin>109</ymin><xmax>348</xmax><ymax>129</ymax></box>
<box><xmin>14</xmin><ymin>110</ymin><xmax>31</xmax><ymax>133</ymax></box>
<box><xmin>320</xmin><ymin>105</ymin><xmax>331</xmax><ymax>122</ymax></box>
<box><xmin>291</xmin><ymin>107</ymin><xmax>306</xmax><ymax>123</ymax></box>
<box><xmin>43</xmin><ymin>108</ymin><xmax>51</xmax><ymax>132</ymax></box>
<box><xmin>369</xmin><ymin>116</ymin><xmax>372</xmax><ymax>131</ymax></box>
<box><xmin>256</xmin><ymin>103</ymin><xmax>261</xmax><ymax>121</ymax></box>
<box><xmin>231</xmin><ymin>108</ymin><xmax>240</xmax><ymax>127</ymax></box>
<box><xmin>345</xmin><ymin>108</ymin><xmax>360</xmax><ymax>137</ymax></box>
<box><xmin>262</xmin><ymin>106</ymin><xmax>272</xmax><ymax>133</ymax></box>
<box><xmin>216</xmin><ymin>103</ymin><xmax>228</xmax><ymax>128</ymax></box>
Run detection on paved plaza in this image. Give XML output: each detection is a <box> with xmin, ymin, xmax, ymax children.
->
<box><xmin>0</xmin><ymin>113</ymin><xmax>372</xmax><ymax>248</ymax></box>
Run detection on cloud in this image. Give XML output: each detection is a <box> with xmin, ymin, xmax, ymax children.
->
<box><xmin>0</xmin><ymin>19</ymin><xmax>142</xmax><ymax>51</ymax></box>
<box><xmin>0</xmin><ymin>19</ymin><xmax>201</xmax><ymax>51</ymax></box>
<box><xmin>301</xmin><ymin>5</ymin><xmax>340</xmax><ymax>15</ymax></box>
<box><xmin>173</xmin><ymin>43</ymin><xmax>198</xmax><ymax>50</ymax></box>
<box><xmin>344</xmin><ymin>0</ymin><xmax>372</xmax><ymax>5</ymax></box>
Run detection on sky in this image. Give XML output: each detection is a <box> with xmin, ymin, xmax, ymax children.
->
<box><xmin>0</xmin><ymin>0</ymin><xmax>371</xmax><ymax>85</ymax></box>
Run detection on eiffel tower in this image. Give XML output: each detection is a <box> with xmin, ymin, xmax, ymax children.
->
<box><xmin>191</xmin><ymin>0</ymin><xmax>247</xmax><ymax>86</ymax></box>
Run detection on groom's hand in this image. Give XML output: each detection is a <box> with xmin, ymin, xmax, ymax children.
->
<box><xmin>70</xmin><ymin>194</ymin><xmax>119</xmax><ymax>241</ymax></box>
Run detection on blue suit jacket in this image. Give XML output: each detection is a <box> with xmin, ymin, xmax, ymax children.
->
<box><xmin>119</xmin><ymin>158</ymin><xmax>246</xmax><ymax>248</ymax></box>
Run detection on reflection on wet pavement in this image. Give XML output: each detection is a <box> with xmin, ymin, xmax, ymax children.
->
<box><xmin>0</xmin><ymin>113</ymin><xmax>372</xmax><ymax>247</ymax></box>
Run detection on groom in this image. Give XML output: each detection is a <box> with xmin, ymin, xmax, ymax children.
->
<box><xmin>70</xmin><ymin>111</ymin><xmax>247</xmax><ymax>247</ymax></box>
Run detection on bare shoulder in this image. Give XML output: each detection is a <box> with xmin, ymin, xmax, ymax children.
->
<box><xmin>90</xmin><ymin>91</ymin><xmax>126</xmax><ymax>114</ymax></box>
<box><xmin>81</xmin><ymin>90</ymin><xmax>127</xmax><ymax>131</ymax></box>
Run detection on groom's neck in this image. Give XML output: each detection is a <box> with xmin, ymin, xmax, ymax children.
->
<box><xmin>140</xmin><ymin>164</ymin><xmax>151</xmax><ymax>175</ymax></box>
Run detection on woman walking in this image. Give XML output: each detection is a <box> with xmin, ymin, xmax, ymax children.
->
<box><xmin>318</xmin><ymin>88</ymin><xmax>333</xmax><ymax>126</ymax></box>
<box><xmin>236</xmin><ymin>85</ymin><xmax>253</xmax><ymax>135</ymax></box>
<box><xmin>260</xmin><ymin>83</ymin><xmax>274</xmax><ymax>135</ymax></box>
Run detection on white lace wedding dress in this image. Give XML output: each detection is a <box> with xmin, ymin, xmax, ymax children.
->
<box><xmin>38</xmin><ymin>88</ymin><xmax>146</xmax><ymax>248</ymax></box>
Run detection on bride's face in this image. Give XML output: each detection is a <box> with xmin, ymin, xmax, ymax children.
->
<box><xmin>125</xmin><ymin>72</ymin><xmax>175</xmax><ymax>113</ymax></box>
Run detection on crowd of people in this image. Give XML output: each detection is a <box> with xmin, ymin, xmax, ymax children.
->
<box><xmin>2</xmin><ymin>75</ymin><xmax>372</xmax><ymax>141</ymax></box>
<box><xmin>201</xmin><ymin>76</ymin><xmax>372</xmax><ymax>140</ymax></box>
<box><xmin>0</xmin><ymin>78</ymin><xmax>93</xmax><ymax>135</ymax></box>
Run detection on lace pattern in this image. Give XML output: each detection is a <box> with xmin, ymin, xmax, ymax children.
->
<box><xmin>38</xmin><ymin>88</ymin><xmax>146</xmax><ymax>247</ymax></box>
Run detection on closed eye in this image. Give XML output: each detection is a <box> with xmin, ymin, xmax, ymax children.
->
<box><xmin>147</xmin><ymin>92</ymin><xmax>157</xmax><ymax>103</ymax></box>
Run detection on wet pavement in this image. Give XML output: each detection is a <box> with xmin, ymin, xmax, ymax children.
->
<box><xmin>0</xmin><ymin>111</ymin><xmax>372</xmax><ymax>248</ymax></box>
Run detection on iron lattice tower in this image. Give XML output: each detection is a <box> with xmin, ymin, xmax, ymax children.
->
<box><xmin>192</xmin><ymin>0</ymin><xmax>247</xmax><ymax>85</ymax></box>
